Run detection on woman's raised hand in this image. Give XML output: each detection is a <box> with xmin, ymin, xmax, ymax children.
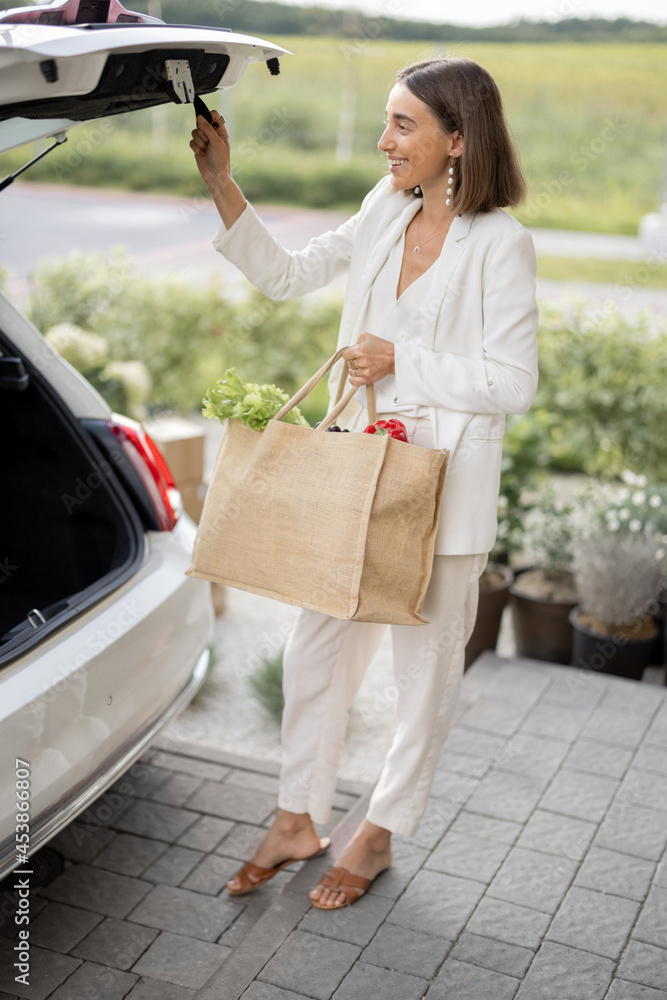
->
<box><xmin>190</xmin><ymin>110</ymin><xmax>231</xmax><ymax>191</ymax></box>
<box><xmin>344</xmin><ymin>333</ymin><xmax>395</xmax><ymax>385</ymax></box>
<box><xmin>189</xmin><ymin>110</ymin><xmax>247</xmax><ymax>229</ymax></box>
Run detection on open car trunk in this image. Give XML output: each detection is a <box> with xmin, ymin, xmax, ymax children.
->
<box><xmin>0</xmin><ymin>336</ymin><xmax>143</xmax><ymax>663</ymax></box>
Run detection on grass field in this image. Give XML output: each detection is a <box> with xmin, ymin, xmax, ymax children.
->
<box><xmin>1</xmin><ymin>39</ymin><xmax>665</xmax><ymax>233</ymax></box>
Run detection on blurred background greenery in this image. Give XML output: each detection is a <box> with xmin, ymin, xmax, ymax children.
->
<box><xmin>1</xmin><ymin>33</ymin><xmax>665</xmax><ymax>234</ymax></box>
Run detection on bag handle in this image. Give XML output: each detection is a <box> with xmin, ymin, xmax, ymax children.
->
<box><xmin>273</xmin><ymin>347</ymin><xmax>377</xmax><ymax>430</ymax></box>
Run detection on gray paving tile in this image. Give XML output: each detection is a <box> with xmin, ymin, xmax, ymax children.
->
<box><xmin>48</xmin><ymin>821</ymin><xmax>115</xmax><ymax>863</ymax></box>
<box><xmin>634</xmin><ymin>887</ymin><xmax>667</xmax><ymax>949</ymax></box>
<box><xmin>617</xmin><ymin>769</ymin><xmax>667</xmax><ymax>812</ymax></box>
<box><xmin>258</xmin><ymin>930</ymin><xmax>360</xmax><ymax>1000</ymax></box>
<box><xmin>450</xmin><ymin>931</ymin><xmax>533</xmax><ymax>978</ymax></box>
<box><xmin>188</xmin><ymin>780</ymin><xmax>277</xmax><ymax>824</ymax></box>
<box><xmin>176</xmin><ymin>815</ymin><xmax>234</xmax><ymax>852</ymax></box>
<box><xmin>634</xmin><ymin>745</ymin><xmax>667</xmax><ymax>776</ymax></box>
<box><xmin>113</xmin><ymin>799</ymin><xmax>199</xmax><ymax>842</ymax></box>
<box><xmin>426</xmin><ymin>829</ymin><xmax>511</xmax><ymax>882</ymax></box>
<box><xmin>225</xmin><ymin>769</ymin><xmax>281</xmax><ymax>795</ymax></box>
<box><xmin>595</xmin><ymin>801</ymin><xmax>667</xmax><ymax>861</ymax></box>
<box><xmin>71</xmin><ymin>915</ymin><xmax>158</xmax><ymax>968</ymax></box>
<box><xmin>516</xmin><ymin>809</ymin><xmax>596</xmax><ymax>861</ymax></box>
<box><xmin>448</xmin><ymin>810</ymin><xmax>522</xmax><ymax>845</ymax></box>
<box><xmin>465</xmin><ymin>769</ymin><xmax>549</xmax><ymax>824</ymax></box>
<box><xmin>607</xmin><ymin>982</ymin><xmax>667</xmax><ymax>1000</ymax></box>
<box><xmin>426</xmin><ymin>957</ymin><xmax>519</xmax><ymax>1000</ymax></box>
<box><xmin>490</xmin><ymin>732</ymin><xmax>570</xmax><ymax>781</ymax></box>
<box><xmin>333</xmin><ymin>962</ymin><xmax>427</xmax><ymax>1000</ymax></box>
<box><xmin>456</xmin><ymin>696</ymin><xmax>529</xmax><ymax>736</ymax></box>
<box><xmin>388</xmin><ymin>870</ymin><xmax>485</xmax><ymax>939</ymax></box>
<box><xmin>574</xmin><ymin>847</ymin><xmax>655</xmax><ymax>901</ymax></box>
<box><xmin>0</xmin><ymin>890</ymin><xmax>47</xmax><ymax>939</ymax></box>
<box><xmin>617</xmin><ymin>941</ymin><xmax>667</xmax><ymax>992</ymax></box>
<box><xmin>141</xmin><ymin>844</ymin><xmax>204</xmax><ymax>886</ymax></box>
<box><xmin>466</xmin><ymin>897</ymin><xmax>551</xmax><ymax>950</ymax></box>
<box><xmin>126</xmin><ymin>978</ymin><xmax>197</xmax><ymax>1000</ymax></box>
<box><xmin>538</xmin><ymin>769</ymin><xmax>619</xmax><ymax>822</ymax></box>
<box><xmin>645</xmin><ymin>706</ymin><xmax>667</xmax><ymax>749</ymax></box>
<box><xmin>472</xmin><ymin>660</ymin><xmax>556</xmax><ymax>704</ymax></box>
<box><xmin>580</xmin><ymin>705</ymin><xmax>651</xmax><ymax>748</ymax></box>
<box><xmin>366</xmin><ymin>838</ymin><xmax>430</xmax><ymax>899</ymax></box>
<box><xmin>514</xmin><ymin>941</ymin><xmax>614</xmax><ymax>999</ymax></box>
<box><xmin>28</xmin><ymin>901</ymin><xmax>103</xmax><ymax>952</ymax></box>
<box><xmin>361</xmin><ymin>923</ymin><xmax>452</xmax><ymax>979</ymax></box>
<box><xmin>443</xmin><ymin>727</ymin><xmax>508</xmax><ymax>760</ymax></box>
<box><xmin>300</xmin><ymin>892</ymin><xmax>394</xmax><ymax>947</ymax></box>
<box><xmin>149</xmin><ymin>772</ymin><xmax>204</xmax><ymax>806</ymax></box>
<box><xmin>39</xmin><ymin>863</ymin><xmax>151</xmax><ymax>918</ymax></box>
<box><xmin>112</xmin><ymin>762</ymin><xmax>173</xmax><ymax>798</ymax></box>
<box><xmin>562</xmin><ymin>738</ymin><xmax>634</xmax><ymax>779</ymax></box>
<box><xmin>75</xmin><ymin>789</ymin><xmax>137</xmax><ymax>828</ymax></box>
<box><xmin>132</xmin><ymin>930</ymin><xmax>232</xmax><ymax>989</ymax></box>
<box><xmin>487</xmin><ymin>846</ymin><xmax>579</xmax><ymax>914</ymax></box>
<box><xmin>655</xmin><ymin>855</ymin><xmax>667</xmax><ymax>889</ymax></box>
<box><xmin>181</xmin><ymin>853</ymin><xmax>242</xmax><ymax>894</ymax></box>
<box><xmin>601</xmin><ymin>680</ymin><xmax>664</xmax><ymax>716</ymax></box>
<box><xmin>242</xmin><ymin>986</ymin><xmax>313</xmax><ymax>1000</ymax></box>
<box><xmin>90</xmin><ymin>832</ymin><xmax>167</xmax><ymax>876</ymax></box>
<box><xmin>0</xmin><ymin>938</ymin><xmax>80</xmax><ymax>998</ymax></box>
<box><xmin>519</xmin><ymin>700</ymin><xmax>592</xmax><ymax>741</ymax></box>
<box><xmin>439</xmin><ymin>749</ymin><xmax>491</xmax><ymax>779</ymax></box>
<box><xmin>428</xmin><ymin>768</ymin><xmax>479</xmax><ymax>803</ymax></box>
<box><xmin>146</xmin><ymin>749</ymin><xmax>231</xmax><ymax>782</ymax></box>
<box><xmin>128</xmin><ymin>884</ymin><xmax>242</xmax><ymax>940</ymax></box>
<box><xmin>47</xmin><ymin>961</ymin><xmax>138</xmax><ymax>1000</ymax></box>
<box><xmin>546</xmin><ymin>885</ymin><xmax>639</xmax><ymax>959</ymax></box>
<box><xmin>216</xmin><ymin>823</ymin><xmax>270</xmax><ymax>860</ymax></box>
<box><xmin>541</xmin><ymin>671</ymin><xmax>609</xmax><ymax>708</ymax></box>
<box><xmin>402</xmin><ymin>796</ymin><xmax>460</xmax><ymax>850</ymax></box>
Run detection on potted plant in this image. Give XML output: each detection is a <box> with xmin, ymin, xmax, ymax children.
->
<box><xmin>570</xmin><ymin>477</ymin><xmax>665</xmax><ymax>679</ymax></box>
<box><xmin>509</xmin><ymin>488</ymin><xmax>579</xmax><ymax>664</ymax></box>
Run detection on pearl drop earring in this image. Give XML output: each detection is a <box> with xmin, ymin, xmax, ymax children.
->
<box><xmin>446</xmin><ymin>161</ymin><xmax>454</xmax><ymax>207</ymax></box>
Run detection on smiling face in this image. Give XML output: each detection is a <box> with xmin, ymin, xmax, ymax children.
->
<box><xmin>378</xmin><ymin>82</ymin><xmax>461</xmax><ymax>195</ymax></box>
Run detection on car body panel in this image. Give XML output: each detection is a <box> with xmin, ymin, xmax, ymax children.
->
<box><xmin>0</xmin><ymin>289</ymin><xmax>112</xmax><ymax>418</ymax></box>
<box><xmin>0</xmin><ymin>515</ymin><xmax>215</xmax><ymax>880</ymax></box>
<box><xmin>0</xmin><ymin>23</ymin><xmax>288</xmax><ymax>151</ymax></box>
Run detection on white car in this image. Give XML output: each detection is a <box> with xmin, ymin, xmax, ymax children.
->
<box><xmin>0</xmin><ymin>0</ymin><xmax>287</xmax><ymax>884</ymax></box>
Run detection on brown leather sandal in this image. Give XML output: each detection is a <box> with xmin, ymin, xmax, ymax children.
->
<box><xmin>310</xmin><ymin>864</ymin><xmax>381</xmax><ymax>910</ymax></box>
<box><xmin>226</xmin><ymin>837</ymin><xmax>331</xmax><ymax>897</ymax></box>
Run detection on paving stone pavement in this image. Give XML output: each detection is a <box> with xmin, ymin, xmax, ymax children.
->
<box><xmin>2</xmin><ymin>651</ymin><xmax>667</xmax><ymax>999</ymax></box>
<box><xmin>0</xmin><ymin>743</ymin><xmax>361</xmax><ymax>999</ymax></box>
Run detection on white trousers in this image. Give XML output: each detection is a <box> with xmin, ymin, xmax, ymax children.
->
<box><xmin>276</xmin><ymin>414</ymin><xmax>488</xmax><ymax>838</ymax></box>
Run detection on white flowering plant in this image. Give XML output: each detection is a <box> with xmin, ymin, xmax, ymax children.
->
<box><xmin>588</xmin><ymin>470</ymin><xmax>667</xmax><ymax>584</ymax></box>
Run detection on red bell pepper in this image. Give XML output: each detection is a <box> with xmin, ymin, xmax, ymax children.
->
<box><xmin>363</xmin><ymin>418</ymin><xmax>409</xmax><ymax>442</ymax></box>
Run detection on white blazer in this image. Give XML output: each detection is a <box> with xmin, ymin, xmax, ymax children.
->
<box><xmin>213</xmin><ymin>176</ymin><xmax>539</xmax><ymax>556</ymax></box>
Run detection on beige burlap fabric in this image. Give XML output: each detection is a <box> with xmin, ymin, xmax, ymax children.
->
<box><xmin>186</xmin><ymin>349</ymin><xmax>449</xmax><ymax>625</ymax></box>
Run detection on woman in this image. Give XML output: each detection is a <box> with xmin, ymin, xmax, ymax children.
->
<box><xmin>190</xmin><ymin>56</ymin><xmax>538</xmax><ymax>910</ymax></box>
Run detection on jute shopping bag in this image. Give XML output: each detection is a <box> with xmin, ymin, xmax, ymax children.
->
<box><xmin>186</xmin><ymin>348</ymin><xmax>449</xmax><ymax>625</ymax></box>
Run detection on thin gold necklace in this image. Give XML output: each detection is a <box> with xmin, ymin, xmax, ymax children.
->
<box><xmin>413</xmin><ymin>211</ymin><xmax>451</xmax><ymax>254</ymax></box>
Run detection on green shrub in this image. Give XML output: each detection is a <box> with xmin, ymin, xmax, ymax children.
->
<box><xmin>249</xmin><ymin>650</ymin><xmax>285</xmax><ymax>719</ymax></box>
<box><xmin>528</xmin><ymin>300</ymin><xmax>667</xmax><ymax>480</ymax></box>
<box><xmin>27</xmin><ymin>250</ymin><xmax>342</xmax><ymax>417</ymax></box>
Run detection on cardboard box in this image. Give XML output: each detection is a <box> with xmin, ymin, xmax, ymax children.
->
<box><xmin>145</xmin><ymin>417</ymin><xmax>205</xmax><ymax>487</ymax></box>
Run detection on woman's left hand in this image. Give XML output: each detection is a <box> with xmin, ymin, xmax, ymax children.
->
<box><xmin>343</xmin><ymin>333</ymin><xmax>395</xmax><ymax>385</ymax></box>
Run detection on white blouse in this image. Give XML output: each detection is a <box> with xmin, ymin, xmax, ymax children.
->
<box><xmin>356</xmin><ymin>228</ymin><xmax>441</xmax><ymax>418</ymax></box>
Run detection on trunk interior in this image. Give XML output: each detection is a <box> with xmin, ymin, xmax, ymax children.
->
<box><xmin>0</xmin><ymin>344</ymin><xmax>142</xmax><ymax>659</ymax></box>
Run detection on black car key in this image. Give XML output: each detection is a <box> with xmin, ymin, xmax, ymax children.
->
<box><xmin>194</xmin><ymin>95</ymin><xmax>222</xmax><ymax>129</ymax></box>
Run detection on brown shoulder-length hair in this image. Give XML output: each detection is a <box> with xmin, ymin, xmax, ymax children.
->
<box><xmin>396</xmin><ymin>57</ymin><xmax>526</xmax><ymax>214</ymax></box>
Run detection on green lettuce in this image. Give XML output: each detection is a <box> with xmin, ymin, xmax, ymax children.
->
<box><xmin>202</xmin><ymin>368</ymin><xmax>309</xmax><ymax>431</ymax></box>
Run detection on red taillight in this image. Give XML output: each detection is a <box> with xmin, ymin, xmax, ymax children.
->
<box><xmin>106</xmin><ymin>414</ymin><xmax>182</xmax><ymax>531</ymax></box>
